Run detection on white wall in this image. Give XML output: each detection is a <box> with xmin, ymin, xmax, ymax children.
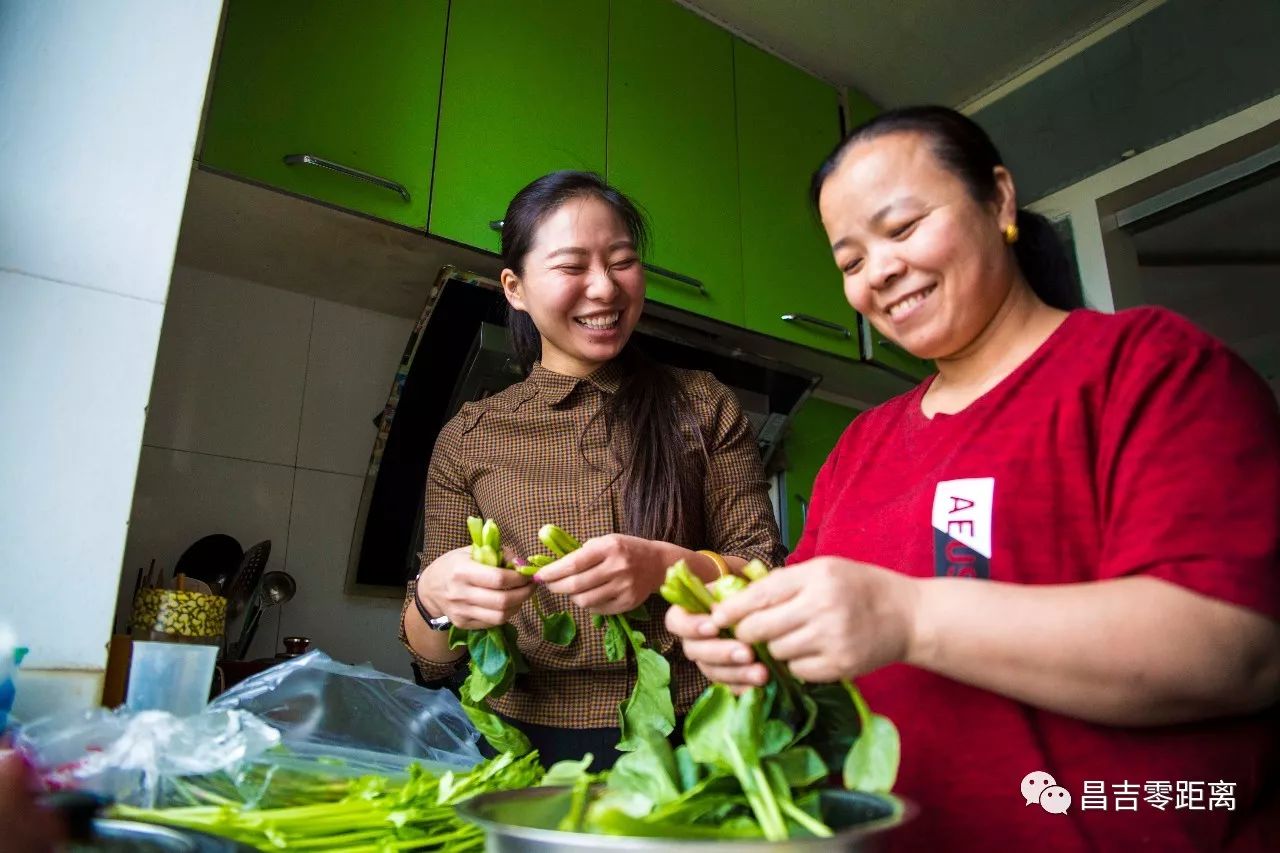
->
<box><xmin>0</xmin><ymin>1</ymin><xmax>223</xmax><ymax>718</ymax></box>
<box><xmin>118</xmin><ymin>267</ymin><xmax>415</xmax><ymax>675</ymax></box>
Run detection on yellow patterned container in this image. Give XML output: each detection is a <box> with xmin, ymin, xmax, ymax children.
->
<box><xmin>130</xmin><ymin>588</ymin><xmax>227</xmax><ymax>644</ymax></box>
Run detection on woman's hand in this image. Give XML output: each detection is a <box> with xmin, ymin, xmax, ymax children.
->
<box><xmin>417</xmin><ymin>546</ymin><xmax>534</xmax><ymax>630</ymax></box>
<box><xmin>535</xmin><ymin>534</ymin><xmax>669</xmax><ymax>615</ymax></box>
<box><xmin>668</xmin><ymin>556</ymin><xmax>921</xmax><ymax>685</ymax></box>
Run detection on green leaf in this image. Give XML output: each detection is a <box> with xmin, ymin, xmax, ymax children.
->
<box><xmin>541</xmin><ymin>611</ymin><xmax>577</xmax><ymax>646</ymax></box>
<box><xmin>623</xmin><ymin>603</ymin><xmax>649</xmax><ymax>621</ymax></box>
<box><xmin>460</xmin><ymin>700</ymin><xmax>531</xmax><ymax>756</ymax></box>
<box><xmin>803</xmin><ymin>681</ymin><xmax>860</xmax><ymax>775</ymax></box>
<box><xmin>541</xmin><ymin>754</ymin><xmax>596</xmax><ymax>787</ymax></box>
<box><xmin>481</xmin><ymin>518</ymin><xmax>500</xmax><ymax>551</ymax></box>
<box><xmin>674</xmin><ymin>745</ymin><xmax>702</xmax><ymax>793</ymax></box>
<box><xmin>602</xmin><ymin>618</ymin><xmax>627</xmax><ymax>662</ymax></box>
<box><xmin>616</xmin><ymin>643</ymin><xmax>675</xmax><ymax>751</ymax></box>
<box><xmin>468</xmin><ymin>628</ymin><xmax>509</xmax><ymax>682</ymax></box>
<box><xmin>591</xmin><ymin>613</ymin><xmax>606</xmax><ymax>629</ymax></box>
<box><xmin>527</xmin><ymin>554</ymin><xmax>555</xmax><ymax>568</ymax></box>
<box><xmin>760</xmin><ymin>719</ymin><xmax>795</xmax><ymax>758</ymax></box>
<box><xmin>766</xmin><ymin>746</ymin><xmax>829</xmax><ymax>788</ymax></box>
<box><xmin>843</xmin><ymin>713</ymin><xmax>900</xmax><ymax>793</ymax></box>
<box><xmin>608</xmin><ymin>729</ymin><xmax>681</xmax><ymax>809</ymax></box>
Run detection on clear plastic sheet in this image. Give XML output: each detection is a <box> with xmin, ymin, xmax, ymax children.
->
<box><xmin>208</xmin><ymin>650</ymin><xmax>481</xmax><ymax>768</ymax></box>
<box><xmin>19</xmin><ymin>650</ymin><xmax>482</xmax><ymax>808</ymax></box>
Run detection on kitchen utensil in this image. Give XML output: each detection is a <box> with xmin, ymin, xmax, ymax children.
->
<box><xmin>280</xmin><ymin>636</ymin><xmax>311</xmax><ymax>657</ymax></box>
<box><xmin>232</xmin><ymin>570</ymin><xmax>296</xmax><ymax>660</ymax></box>
<box><xmin>182</xmin><ymin>577</ymin><xmax>214</xmax><ymax>595</ymax></box>
<box><xmin>174</xmin><ymin>534</ymin><xmax>244</xmax><ymax>594</ymax></box>
<box><xmin>456</xmin><ymin>786</ymin><xmax>914</xmax><ymax>852</ymax></box>
<box><xmin>125</xmin><ymin>641</ymin><xmax>219</xmax><ymax>716</ymax></box>
<box><xmin>221</xmin><ymin>540</ymin><xmax>270</xmax><ymax>621</ymax></box>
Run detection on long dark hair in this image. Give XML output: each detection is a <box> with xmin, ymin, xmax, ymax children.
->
<box><xmin>500</xmin><ymin>171</ymin><xmax>704</xmax><ymax>544</ymax></box>
<box><xmin>810</xmin><ymin>106</ymin><xmax>1082</xmax><ymax>311</ymax></box>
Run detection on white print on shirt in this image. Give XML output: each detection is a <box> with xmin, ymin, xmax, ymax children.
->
<box><xmin>932</xmin><ymin>477</ymin><xmax>995</xmax><ymax>579</ymax></box>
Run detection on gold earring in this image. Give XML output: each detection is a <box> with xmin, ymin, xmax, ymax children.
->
<box><xmin>1003</xmin><ymin>223</ymin><xmax>1019</xmax><ymax>245</ymax></box>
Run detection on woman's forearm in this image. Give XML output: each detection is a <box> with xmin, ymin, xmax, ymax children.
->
<box><xmin>907</xmin><ymin>575</ymin><xmax>1280</xmax><ymax>725</ymax></box>
<box><xmin>652</xmin><ymin>542</ymin><xmax>746</xmax><ymax>584</ymax></box>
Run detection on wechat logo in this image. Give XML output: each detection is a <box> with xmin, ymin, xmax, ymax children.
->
<box><xmin>1022</xmin><ymin>770</ymin><xmax>1071</xmax><ymax>814</ymax></box>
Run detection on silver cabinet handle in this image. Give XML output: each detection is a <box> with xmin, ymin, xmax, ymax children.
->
<box><xmin>781</xmin><ymin>313</ymin><xmax>851</xmax><ymax>339</ymax></box>
<box><xmin>644</xmin><ymin>263</ymin><xmax>705</xmax><ymax>294</ymax></box>
<box><xmin>796</xmin><ymin>494</ymin><xmax>809</xmax><ymax>529</ymax></box>
<box><xmin>877</xmin><ymin>337</ymin><xmax>914</xmax><ymax>358</ymax></box>
<box><xmin>283</xmin><ymin>154</ymin><xmax>410</xmax><ymax>202</ymax></box>
<box><xmin>488</xmin><ymin>219</ymin><xmax>504</xmax><ymax>232</ymax></box>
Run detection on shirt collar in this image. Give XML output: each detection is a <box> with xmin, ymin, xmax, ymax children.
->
<box><xmin>528</xmin><ymin>360</ymin><xmax>624</xmax><ymax>406</ymax></box>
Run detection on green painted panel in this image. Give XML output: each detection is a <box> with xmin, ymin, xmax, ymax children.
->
<box><xmin>430</xmin><ymin>0</ymin><xmax>608</xmax><ymax>252</ymax></box>
<box><xmin>607</xmin><ymin>0</ymin><xmax>742</xmax><ymax>325</ymax></box>
<box><xmin>785</xmin><ymin>396</ymin><xmax>860</xmax><ymax>551</ymax></box>
<box><xmin>201</xmin><ymin>0</ymin><xmax>447</xmax><ymax>228</ymax></box>
<box><xmin>736</xmin><ymin>39</ymin><xmax>857</xmax><ymax>359</ymax></box>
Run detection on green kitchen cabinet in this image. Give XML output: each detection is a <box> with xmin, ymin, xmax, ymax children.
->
<box><xmin>735</xmin><ymin>40</ymin><xmax>856</xmax><ymax>359</ymax></box>
<box><xmin>861</xmin><ymin>317</ymin><xmax>935</xmax><ymax>381</ymax></box>
<box><xmin>429</xmin><ymin>0</ymin><xmax>608</xmax><ymax>252</ymax></box>
<box><xmin>201</xmin><ymin>0</ymin><xmax>447</xmax><ymax>229</ymax></box>
<box><xmin>784</xmin><ymin>396</ymin><xmax>860</xmax><ymax>552</ymax></box>
<box><xmin>607</xmin><ymin>0</ymin><xmax>743</xmax><ymax>325</ymax></box>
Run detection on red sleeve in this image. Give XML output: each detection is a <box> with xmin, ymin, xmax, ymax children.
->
<box><xmin>786</xmin><ymin>422</ymin><xmax>849</xmax><ymax>566</ymax></box>
<box><xmin>1097</xmin><ymin>314</ymin><xmax>1280</xmax><ymax>621</ymax></box>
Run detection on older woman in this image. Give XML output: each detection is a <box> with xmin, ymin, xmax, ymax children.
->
<box><xmin>667</xmin><ymin>107</ymin><xmax>1280</xmax><ymax>850</ymax></box>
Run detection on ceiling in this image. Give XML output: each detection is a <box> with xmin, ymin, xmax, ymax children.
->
<box><xmin>678</xmin><ymin>0</ymin><xmax>1151</xmax><ymax>107</ymax></box>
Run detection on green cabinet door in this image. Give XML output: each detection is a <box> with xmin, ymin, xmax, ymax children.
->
<box><xmin>607</xmin><ymin>0</ymin><xmax>742</xmax><ymax>325</ymax></box>
<box><xmin>201</xmin><ymin>0</ymin><xmax>447</xmax><ymax>229</ymax></box>
<box><xmin>430</xmin><ymin>0</ymin><xmax>608</xmax><ymax>252</ymax></box>
<box><xmin>784</xmin><ymin>396</ymin><xmax>860</xmax><ymax>552</ymax></box>
<box><xmin>736</xmin><ymin>41</ymin><xmax>858</xmax><ymax>359</ymax></box>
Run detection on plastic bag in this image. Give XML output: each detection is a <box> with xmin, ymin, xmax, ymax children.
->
<box><xmin>17</xmin><ymin>707</ymin><xmax>279</xmax><ymax>806</ymax></box>
<box><xmin>209</xmin><ymin>649</ymin><xmax>482</xmax><ymax>771</ymax></box>
<box><xmin>19</xmin><ymin>650</ymin><xmax>482</xmax><ymax>808</ymax></box>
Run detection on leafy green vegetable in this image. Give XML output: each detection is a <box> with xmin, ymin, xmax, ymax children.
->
<box><xmin>450</xmin><ymin>517</ymin><xmax>532</xmax><ymax>756</ymax></box>
<box><xmin>537</xmin><ymin>524</ymin><xmax>676</xmax><ymax>752</ymax></box>
<box><xmin>540</xmin><ymin>610</ymin><xmax>577</xmax><ymax>646</ymax></box>
<box><xmin>114</xmin><ymin>751</ymin><xmax>544</xmax><ymax>853</ymax></box>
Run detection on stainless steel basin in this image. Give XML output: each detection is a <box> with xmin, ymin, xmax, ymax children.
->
<box><xmin>456</xmin><ymin>786</ymin><xmax>915</xmax><ymax>852</ymax></box>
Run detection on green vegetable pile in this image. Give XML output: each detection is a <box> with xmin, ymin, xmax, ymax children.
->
<box><xmin>113</xmin><ymin>751</ymin><xmax>546</xmax><ymax>852</ymax></box>
<box><xmin>444</xmin><ymin>517</ymin><xmax>532</xmax><ymax>756</ymax></box>
<box><xmin>535</xmin><ymin>523</ymin><xmax>676</xmax><ymax>752</ymax></box>
<box><xmin>449</xmin><ymin>519</ymin><xmax>675</xmax><ymax>756</ymax></box>
<box><xmin>559</xmin><ymin>558</ymin><xmax>902</xmax><ymax>841</ymax></box>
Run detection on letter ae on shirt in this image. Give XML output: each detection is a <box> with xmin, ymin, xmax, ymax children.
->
<box><xmin>932</xmin><ymin>478</ymin><xmax>994</xmax><ymax>579</ymax></box>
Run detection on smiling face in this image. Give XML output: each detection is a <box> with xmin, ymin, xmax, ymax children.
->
<box><xmin>501</xmin><ymin>195</ymin><xmax>646</xmax><ymax>377</ymax></box>
<box><xmin>817</xmin><ymin>131</ymin><xmax>1020</xmax><ymax>361</ymax></box>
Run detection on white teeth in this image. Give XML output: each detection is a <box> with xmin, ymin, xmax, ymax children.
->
<box><xmin>887</xmin><ymin>287</ymin><xmax>933</xmax><ymax>320</ymax></box>
<box><xmin>575</xmin><ymin>312</ymin><xmax>620</xmax><ymax>330</ymax></box>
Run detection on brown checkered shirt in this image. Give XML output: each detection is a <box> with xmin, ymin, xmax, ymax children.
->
<box><xmin>399</xmin><ymin>360</ymin><xmax>784</xmax><ymax>728</ymax></box>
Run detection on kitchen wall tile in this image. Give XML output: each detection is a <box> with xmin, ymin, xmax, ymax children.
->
<box><xmin>0</xmin><ymin>1</ymin><xmax>221</xmax><ymax>303</ymax></box>
<box><xmin>116</xmin><ymin>446</ymin><xmax>294</xmax><ymax>634</ymax></box>
<box><xmin>144</xmin><ymin>267</ymin><xmax>312</xmax><ymax>466</ymax></box>
<box><xmin>246</xmin><ymin>468</ymin><xmax>406</xmax><ymax>675</ymax></box>
<box><xmin>0</xmin><ymin>271</ymin><xmax>162</xmax><ymax>670</ymax></box>
<box><xmin>297</xmin><ymin>299</ymin><xmax>413</xmax><ymax>477</ymax></box>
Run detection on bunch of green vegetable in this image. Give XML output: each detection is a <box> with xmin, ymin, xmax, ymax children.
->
<box><xmin>534</xmin><ymin>524</ymin><xmax>676</xmax><ymax>752</ymax></box>
<box><xmin>664</xmin><ymin>560</ymin><xmax>900</xmax><ymax>791</ymax></box>
<box><xmin>113</xmin><ymin>751</ymin><xmax>546</xmax><ymax>853</ymax></box>
<box><xmin>445</xmin><ymin>517</ymin><xmax>532</xmax><ymax>756</ymax></box>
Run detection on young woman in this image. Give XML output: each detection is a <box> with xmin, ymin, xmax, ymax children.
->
<box><xmin>667</xmin><ymin>107</ymin><xmax>1280</xmax><ymax>850</ymax></box>
<box><xmin>401</xmin><ymin>171</ymin><xmax>783</xmax><ymax>769</ymax></box>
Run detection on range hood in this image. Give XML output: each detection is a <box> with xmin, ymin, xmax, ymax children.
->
<box><xmin>347</xmin><ymin>266</ymin><xmax>824</xmax><ymax>593</ymax></box>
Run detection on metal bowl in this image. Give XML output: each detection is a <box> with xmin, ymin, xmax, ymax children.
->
<box><xmin>73</xmin><ymin>818</ymin><xmax>259</xmax><ymax>852</ymax></box>
<box><xmin>456</xmin><ymin>786</ymin><xmax>915</xmax><ymax>852</ymax></box>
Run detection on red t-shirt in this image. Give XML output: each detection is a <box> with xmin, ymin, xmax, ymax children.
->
<box><xmin>789</xmin><ymin>307</ymin><xmax>1280</xmax><ymax>850</ymax></box>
